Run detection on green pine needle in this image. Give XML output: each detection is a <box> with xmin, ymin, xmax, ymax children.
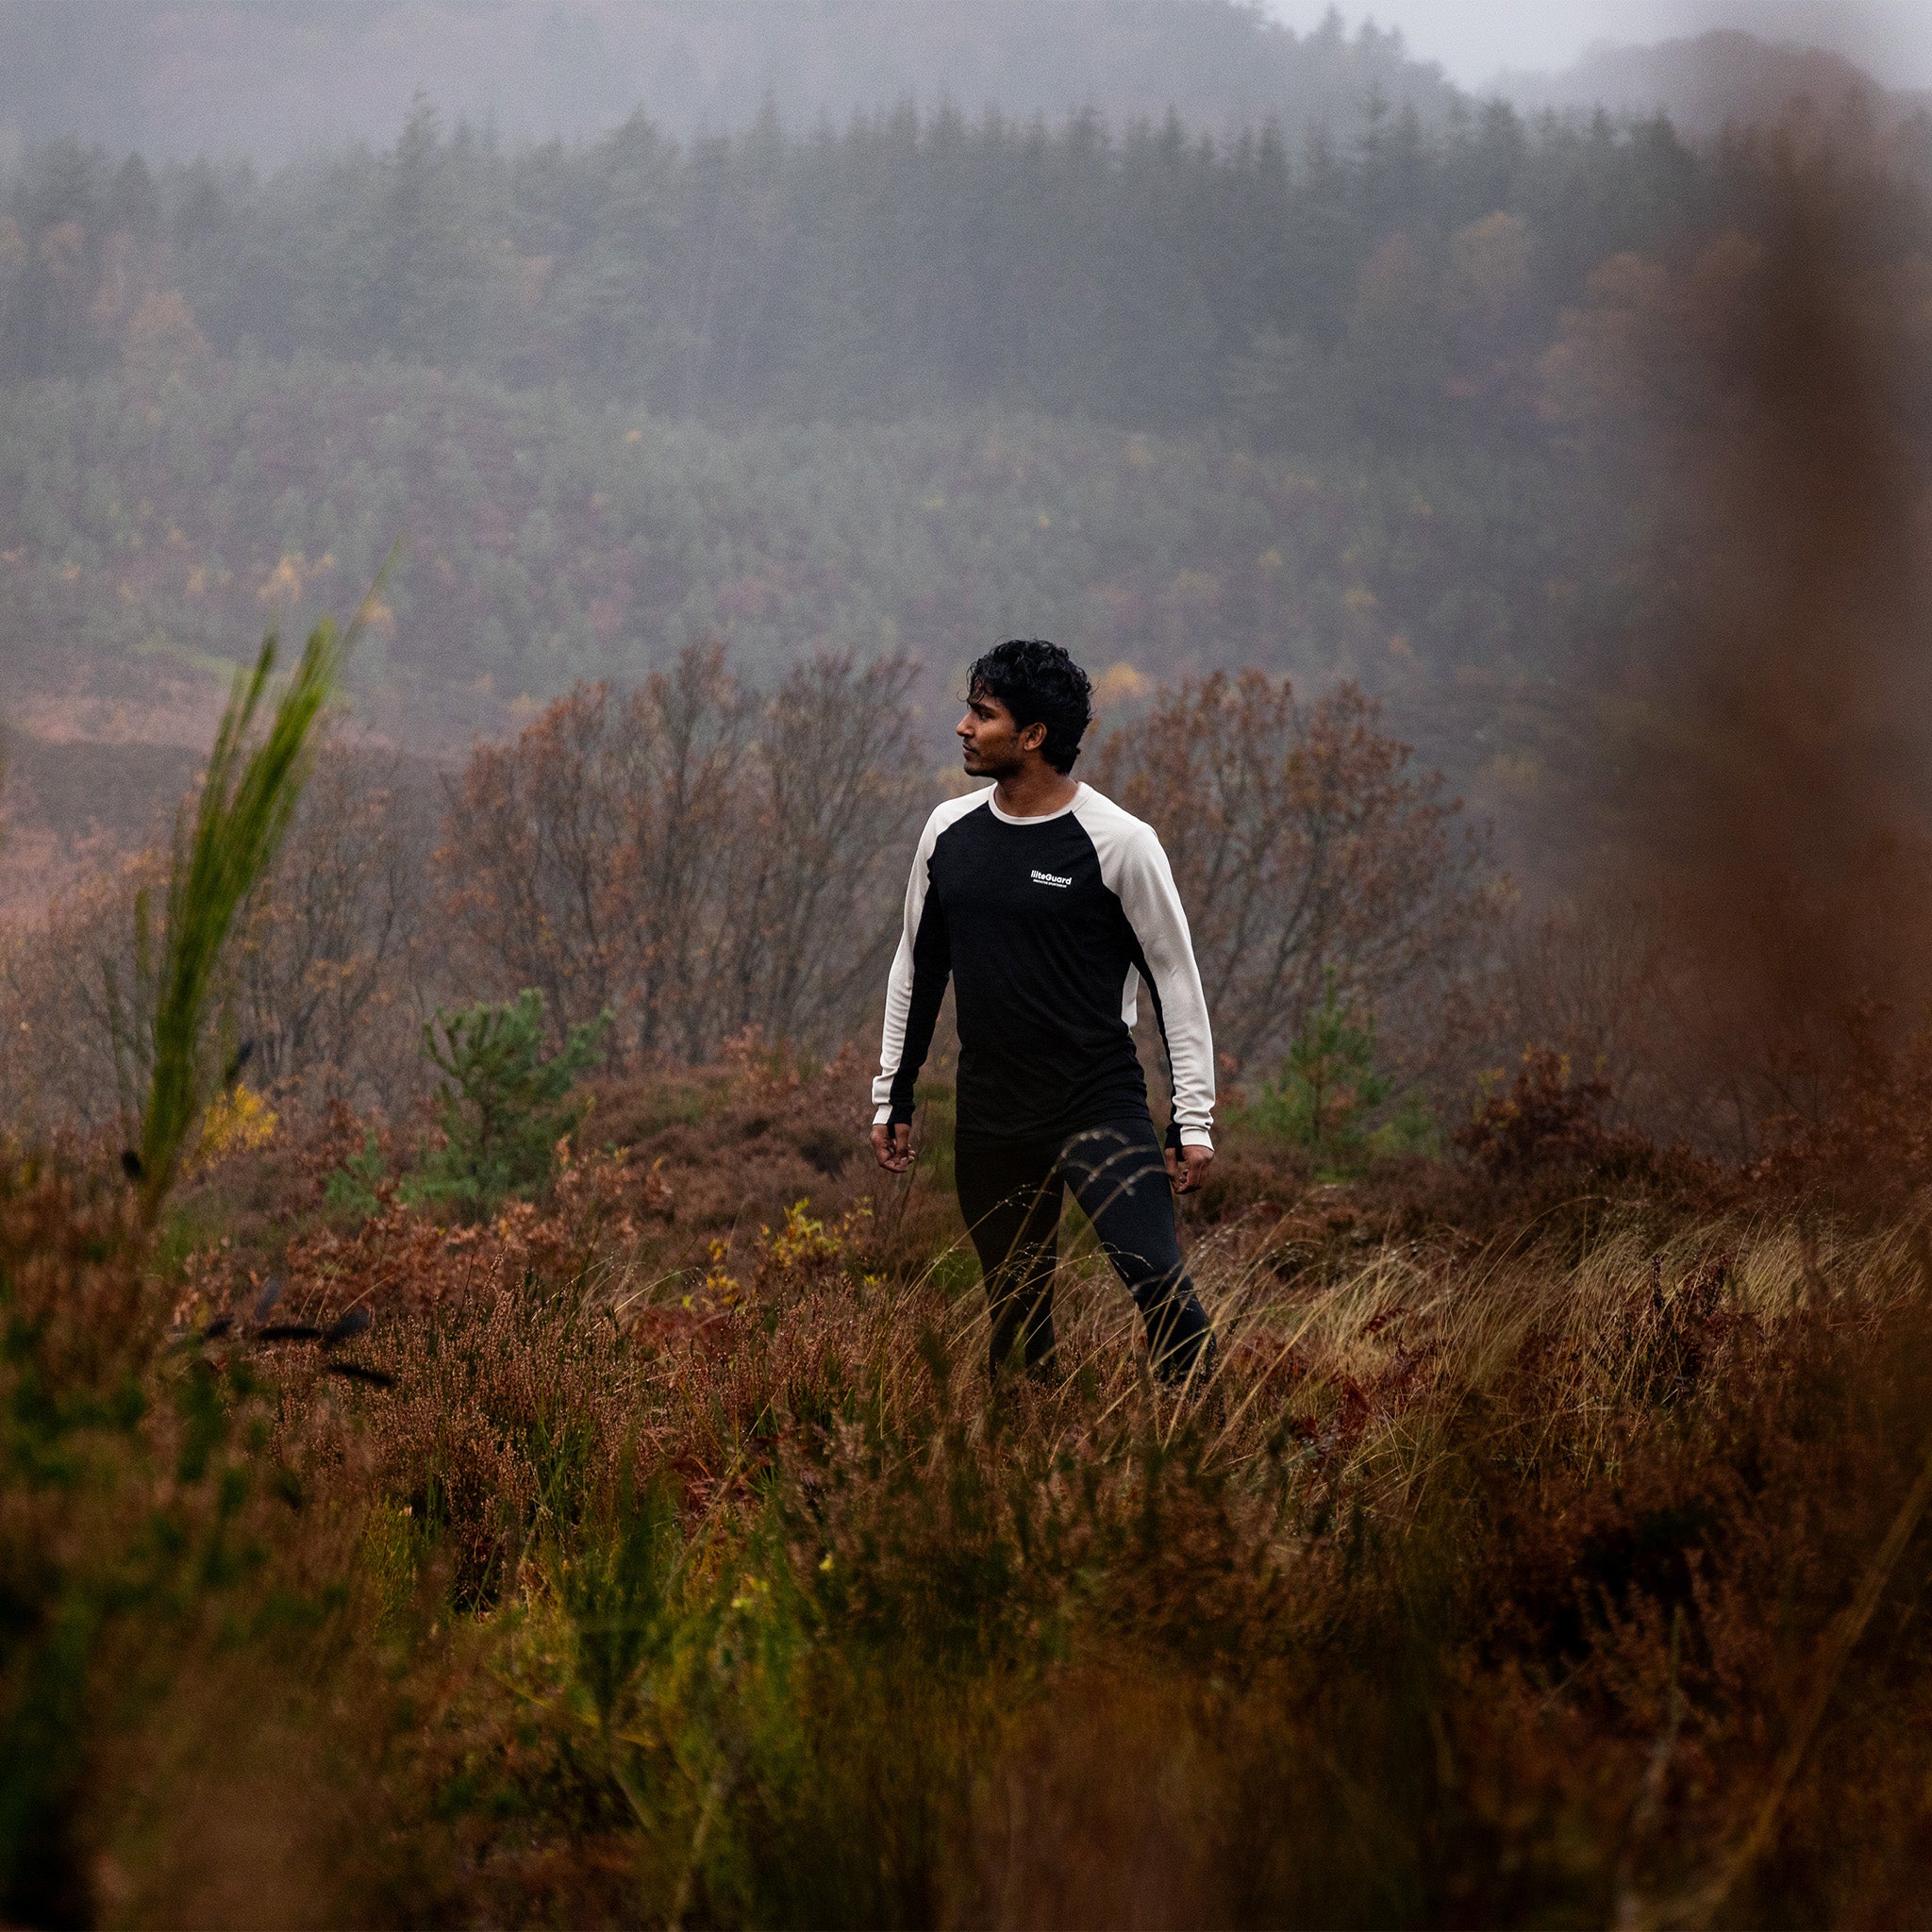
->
<box><xmin>136</xmin><ymin>551</ymin><xmax>397</xmax><ymax>1220</ymax></box>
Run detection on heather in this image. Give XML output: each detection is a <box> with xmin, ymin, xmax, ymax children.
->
<box><xmin>7</xmin><ymin>1042</ymin><xmax>1932</xmax><ymax>1927</ymax></box>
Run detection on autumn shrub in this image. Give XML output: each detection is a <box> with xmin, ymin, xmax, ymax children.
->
<box><xmin>1739</xmin><ymin>1014</ymin><xmax>1932</xmax><ymax>1218</ymax></box>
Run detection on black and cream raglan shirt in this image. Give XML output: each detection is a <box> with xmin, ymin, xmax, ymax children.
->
<box><xmin>873</xmin><ymin>783</ymin><xmax>1216</xmax><ymax>1149</ymax></box>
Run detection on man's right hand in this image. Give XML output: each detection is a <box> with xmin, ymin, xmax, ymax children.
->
<box><xmin>871</xmin><ymin>1121</ymin><xmax>914</xmax><ymax>1173</ymax></box>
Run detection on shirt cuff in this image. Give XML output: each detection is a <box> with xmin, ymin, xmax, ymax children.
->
<box><xmin>1179</xmin><ymin>1129</ymin><xmax>1214</xmax><ymax>1151</ymax></box>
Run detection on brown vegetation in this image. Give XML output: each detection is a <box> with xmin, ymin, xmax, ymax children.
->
<box><xmin>8</xmin><ymin>1065</ymin><xmax>1932</xmax><ymax>1926</ymax></box>
<box><xmin>1</xmin><ymin>637</ymin><xmax>1494</xmax><ymax>1148</ymax></box>
<box><xmin>0</xmin><ymin>746</ymin><xmax>436</xmax><ymax>1136</ymax></box>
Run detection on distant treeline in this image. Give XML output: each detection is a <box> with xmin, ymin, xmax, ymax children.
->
<box><xmin>3</xmin><ymin>99</ymin><xmax>1928</xmax><ymax>430</ymax></box>
<box><xmin>4</xmin><ymin>106</ymin><xmax>1931</xmax><ymax>769</ymax></box>
<box><xmin>0</xmin><ymin>0</ymin><xmax>1460</xmax><ymax>165</ymax></box>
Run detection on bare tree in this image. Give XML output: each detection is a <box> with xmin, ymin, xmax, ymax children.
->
<box><xmin>231</xmin><ymin>744</ymin><xmax>435</xmax><ymax>1105</ymax></box>
<box><xmin>438</xmin><ymin>641</ymin><xmax>925</xmax><ymax>1064</ymax></box>
<box><xmin>440</xmin><ymin>683</ymin><xmax>635</xmax><ymax>1041</ymax></box>
<box><xmin>0</xmin><ymin>741</ymin><xmax>437</xmax><ymax>1134</ymax></box>
<box><xmin>618</xmin><ymin>642</ymin><xmax>758</xmax><ymax>1059</ymax></box>
<box><xmin>715</xmin><ymin>651</ymin><xmax>924</xmax><ymax>1048</ymax></box>
<box><xmin>0</xmin><ymin>853</ymin><xmax>165</xmax><ymax>1141</ymax></box>
<box><xmin>1091</xmin><ymin>670</ymin><xmax>1492</xmax><ymax>1074</ymax></box>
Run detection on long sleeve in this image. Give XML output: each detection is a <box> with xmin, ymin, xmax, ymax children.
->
<box><xmin>873</xmin><ymin>808</ymin><xmax>955</xmax><ymax>1126</ymax></box>
<box><xmin>1108</xmin><ymin>822</ymin><xmax>1217</xmax><ymax>1149</ymax></box>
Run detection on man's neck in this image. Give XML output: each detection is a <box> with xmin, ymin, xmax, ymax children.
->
<box><xmin>992</xmin><ymin>764</ymin><xmax>1079</xmax><ymax>819</ymax></box>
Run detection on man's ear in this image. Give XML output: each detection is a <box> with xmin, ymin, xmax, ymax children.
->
<box><xmin>1018</xmin><ymin>720</ymin><xmax>1049</xmax><ymax>754</ymax></box>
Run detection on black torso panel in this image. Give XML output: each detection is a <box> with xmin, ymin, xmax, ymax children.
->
<box><xmin>924</xmin><ymin>803</ymin><xmax>1151</xmax><ymax>1140</ymax></box>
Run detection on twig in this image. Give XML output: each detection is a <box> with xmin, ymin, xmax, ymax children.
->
<box><xmin>1614</xmin><ymin>1605</ymin><xmax>1688</xmax><ymax>1931</ymax></box>
<box><xmin>1661</xmin><ymin>1438</ymin><xmax>1932</xmax><ymax>1930</ymax></box>
<box><xmin>667</xmin><ymin>1757</ymin><xmax>732</xmax><ymax>1932</ymax></box>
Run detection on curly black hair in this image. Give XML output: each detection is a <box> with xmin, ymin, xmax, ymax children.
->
<box><xmin>967</xmin><ymin>639</ymin><xmax>1093</xmax><ymax>774</ymax></box>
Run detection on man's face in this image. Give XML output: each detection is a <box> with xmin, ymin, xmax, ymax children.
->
<box><xmin>958</xmin><ymin>685</ymin><xmax>1044</xmax><ymax>777</ymax></box>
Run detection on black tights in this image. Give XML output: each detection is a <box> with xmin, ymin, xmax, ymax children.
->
<box><xmin>953</xmin><ymin>1117</ymin><xmax>1214</xmax><ymax>1385</ymax></box>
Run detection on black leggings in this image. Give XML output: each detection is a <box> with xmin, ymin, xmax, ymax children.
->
<box><xmin>953</xmin><ymin>1116</ymin><xmax>1214</xmax><ymax>1385</ymax></box>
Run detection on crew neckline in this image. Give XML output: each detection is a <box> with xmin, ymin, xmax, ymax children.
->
<box><xmin>986</xmin><ymin>782</ymin><xmax>1086</xmax><ymax>825</ymax></box>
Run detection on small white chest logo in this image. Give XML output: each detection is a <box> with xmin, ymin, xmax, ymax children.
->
<box><xmin>1030</xmin><ymin>869</ymin><xmax>1073</xmax><ymax>889</ymax></box>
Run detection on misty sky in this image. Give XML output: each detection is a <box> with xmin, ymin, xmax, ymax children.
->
<box><xmin>1263</xmin><ymin>0</ymin><xmax>1932</xmax><ymax>89</ymax></box>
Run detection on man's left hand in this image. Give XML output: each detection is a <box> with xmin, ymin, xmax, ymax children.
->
<box><xmin>1165</xmin><ymin>1143</ymin><xmax>1213</xmax><ymax>1194</ymax></box>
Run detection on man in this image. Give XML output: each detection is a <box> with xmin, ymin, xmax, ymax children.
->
<box><xmin>870</xmin><ymin>638</ymin><xmax>1217</xmax><ymax>1387</ymax></box>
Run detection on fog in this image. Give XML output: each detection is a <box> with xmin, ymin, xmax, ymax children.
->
<box><xmin>0</xmin><ymin>1</ymin><xmax>1456</xmax><ymax>165</ymax></box>
<box><xmin>1267</xmin><ymin>0</ymin><xmax>1931</xmax><ymax>90</ymax></box>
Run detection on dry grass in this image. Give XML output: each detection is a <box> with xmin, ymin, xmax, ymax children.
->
<box><xmin>6</xmin><ymin>1072</ymin><xmax>1932</xmax><ymax>1926</ymax></box>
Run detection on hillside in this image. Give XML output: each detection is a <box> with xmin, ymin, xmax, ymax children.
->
<box><xmin>0</xmin><ymin>0</ymin><xmax>1458</xmax><ymax>165</ymax></box>
<box><xmin>0</xmin><ymin>365</ymin><xmax>1580</xmax><ymax>904</ymax></box>
<box><xmin>2</xmin><ymin>95</ymin><xmax>1928</xmax><ymax>920</ymax></box>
